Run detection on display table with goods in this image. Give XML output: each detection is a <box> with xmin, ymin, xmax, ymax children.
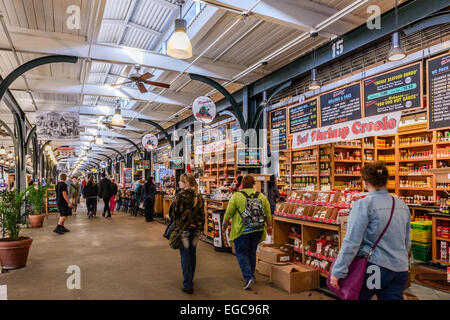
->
<box><xmin>272</xmin><ymin>189</ymin><xmax>364</xmax><ymax>278</ymax></box>
<box><xmin>202</xmin><ymin>186</ymin><xmax>231</xmax><ymax>238</ymax></box>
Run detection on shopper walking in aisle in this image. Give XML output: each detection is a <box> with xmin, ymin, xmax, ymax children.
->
<box><xmin>222</xmin><ymin>175</ymin><xmax>273</xmax><ymax>290</ymax></box>
<box><xmin>53</xmin><ymin>173</ymin><xmax>73</xmax><ymax>235</ymax></box>
<box><xmin>109</xmin><ymin>178</ymin><xmax>118</xmax><ymax>213</ymax></box>
<box><xmin>143</xmin><ymin>177</ymin><xmax>157</xmax><ymax>222</ymax></box>
<box><xmin>170</xmin><ymin>174</ymin><xmax>204</xmax><ymax>294</ymax></box>
<box><xmin>134</xmin><ymin>180</ymin><xmax>144</xmax><ymax>215</ymax></box>
<box><xmin>267</xmin><ymin>174</ymin><xmax>280</xmax><ymax>216</ymax></box>
<box><xmin>68</xmin><ymin>177</ymin><xmax>80</xmax><ymax>213</ymax></box>
<box><xmin>98</xmin><ymin>173</ymin><xmax>113</xmax><ymax>218</ymax></box>
<box><xmin>83</xmin><ymin>176</ymin><xmax>98</xmax><ymax>218</ymax></box>
<box><xmin>329</xmin><ymin>161</ymin><xmax>411</xmax><ymax>300</ymax></box>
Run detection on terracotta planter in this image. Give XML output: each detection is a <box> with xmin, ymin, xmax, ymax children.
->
<box><xmin>28</xmin><ymin>214</ymin><xmax>45</xmax><ymax>228</ymax></box>
<box><xmin>0</xmin><ymin>237</ymin><xmax>33</xmax><ymax>269</ymax></box>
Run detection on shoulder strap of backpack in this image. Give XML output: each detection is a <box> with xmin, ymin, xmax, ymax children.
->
<box><xmin>239</xmin><ymin>191</ymin><xmax>250</xmax><ymax>199</ymax></box>
<box><xmin>254</xmin><ymin>192</ymin><xmax>260</xmax><ymax>199</ymax></box>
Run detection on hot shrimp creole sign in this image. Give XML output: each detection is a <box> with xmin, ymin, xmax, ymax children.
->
<box><xmin>292</xmin><ymin>112</ymin><xmax>402</xmax><ymax>149</ymax></box>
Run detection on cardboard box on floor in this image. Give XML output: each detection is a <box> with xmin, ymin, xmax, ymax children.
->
<box><xmin>258</xmin><ymin>244</ymin><xmax>292</xmax><ymax>264</ymax></box>
<box><xmin>256</xmin><ymin>259</ymin><xmax>289</xmax><ymax>277</ymax></box>
<box><xmin>270</xmin><ymin>263</ymin><xmax>320</xmax><ymax>293</ymax></box>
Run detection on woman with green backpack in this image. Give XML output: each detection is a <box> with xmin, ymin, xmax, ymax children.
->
<box><xmin>222</xmin><ymin>175</ymin><xmax>273</xmax><ymax>290</ymax></box>
<box><xmin>169</xmin><ymin>173</ymin><xmax>204</xmax><ymax>294</ymax></box>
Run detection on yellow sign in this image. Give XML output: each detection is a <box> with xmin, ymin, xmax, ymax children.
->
<box><xmin>91</xmin><ymin>168</ymin><xmax>97</xmax><ymax>173</ymax></box>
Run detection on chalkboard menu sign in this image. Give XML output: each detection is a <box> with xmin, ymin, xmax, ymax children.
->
<box><xmin>289</xmin><ymin>99</ymin><xmax>318</xmax><ymax>133</ymax></box>
<box><xmin>123</xmin><ymin>168</ymin><xmax>132</xmax><ymax>187</ymax></box>
<box><xmin>46</xmin><ymin>189</ymin><xmax>59</xmax><ymax>215</ymax></box>
<box><xmin>270</xmin><ymin>108</ymin><xmax>287</xmax><ymax>151</ymax></box>
<box><xmin>237</xmin><ymin>148</ymin><xmax>262</xmax><ymax>168</ymax></box>
<box><xmin>320</xmin><ymin>83</ymin><xmax>362</xmax><ymax>127</ymax></box>
<box><xmin>428</xmin><ymin>53</ymin><xmax>450</xmax><ymax>130</ymax></box>
<box><xmin>364</xmin><ymin>62</ymin><xmax>422</xmax><ymax>116</ymax></box>
<box><xmin>169</xmin><ymin>157</ymin><xmax>184</xmax><ymax>170</ymax></box>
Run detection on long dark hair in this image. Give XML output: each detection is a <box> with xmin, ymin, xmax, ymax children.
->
<box><xmin>146</xmin><ymin>177</ymin><xmax>154</xmax><ymax>185</ymax></box>
<box><xmin>87</xmin><ymin>176</ymin><xmax>95</xmax><ymax>187</ymax></box>
<box><xmin>269</xmin><ymin>174</ymin><xmax>276</xmax><ymax>188</ymax></box>
<box><xmin>236</xmin><ymin>175</ymin><xmax>243</xmax><ymax>189</ymax></box>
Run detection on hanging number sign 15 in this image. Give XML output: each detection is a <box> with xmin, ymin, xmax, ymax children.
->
<box><xmin>192</xmin><ymin>96</ymin><xmax>216</xmax><ymax>124</ymax></box>
<box><xmin>142</xmin><ymin>134</ymin><xmax>158</xmax><ymax>151</ymax></box>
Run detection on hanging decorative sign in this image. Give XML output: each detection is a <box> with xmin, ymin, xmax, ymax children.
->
<box><xmin>292</xmin><ymin>112</ymin><xmax>402</xmax><ymax>149</ymax></box>
<box><xmin>36</xmin><ymin>111</ymin><xmax>80</xmax><ymax>140</ymax></box>
<box><xmin>100</xmin><ymin>161</ymin><xmax>108</xmax><ymax>169</ymax></box>
<box><xmin>195</xmin><ymin>140</ymin><xmax>226</xmax><ymax>154</ymax></box>
<box><xmin>192</xmin><ymin>96</ymin><xmax>216</xmax><ymax>123</ymax></box>
<box><xmin>142</xmin><ymin>134</ymin><xmax>158</xmax><ymax>151</ymax></box>
<box><xmin>91</xmin><ymin>168</ymin><xmax>97</xmax><ymax>173</ymax></box>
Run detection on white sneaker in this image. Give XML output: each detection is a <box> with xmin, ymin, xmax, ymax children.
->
<box><xmin>243</xmin><ymin>278</ymin><xmax>254</xmax><ymax>290</ymax></box>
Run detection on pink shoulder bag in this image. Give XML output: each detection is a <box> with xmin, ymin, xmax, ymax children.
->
<box><xmin>326</xmin><ymin>196</ymin><xmax>395</xmax><ymax>300</ymax></box>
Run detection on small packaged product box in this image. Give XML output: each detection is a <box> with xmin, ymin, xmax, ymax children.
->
<box><xmin>315</xmin><ymin>192</ymin><xmax>331</xmax><ymax>204</ymax></box>
<box><xmin>258</xmin><ymin>245</ymin><xmax>292</xmax><ymax>264</ymax></box>
<box><xmin>441</xmin><ymin>241</ymin><xmax>449</xmax><ymax>262</ymax></box>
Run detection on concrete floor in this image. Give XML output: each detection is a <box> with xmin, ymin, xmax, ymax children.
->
<box><xmin>0</xmin><ymin>202</ymin><xmax>330</xmax><ymax>300</ymax></box>
<box><xmin>1</xmin><ymin>202</ymin><xmax>448</xmax><ymax>300</ymax></box>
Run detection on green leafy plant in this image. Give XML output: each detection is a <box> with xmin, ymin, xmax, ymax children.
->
<box><xmin>26</xmin><ymin>185</ymin><xmax>48</xmax><ymax>215</ymax></box>
<box><xmin>0</xmin><ymin>189</ymin><xmax>27</xmax><ymax>241</ymax></box>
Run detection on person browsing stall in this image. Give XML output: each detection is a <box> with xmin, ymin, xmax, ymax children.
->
<box><xmin>329</xmin><ymin>161</ymin><xmax>411</xmax><ymax>300</ymax></box>
<box><xmin>222</xmin><ymin>175</ymin><xmax>273</xmax><ymax>290</ymax></box>
<box><xmin>170</xmin><ymin>174</ymin><xmax>205</xmax><ymax>294</ymax></box>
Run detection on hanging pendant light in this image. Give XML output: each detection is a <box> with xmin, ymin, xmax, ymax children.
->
<box><xmin>111</xmin><ymin>107</ymin><xmax>125</xmax><ymax>127</ymax></box>
<box><xmin>111</xmin><ymin>98</ymin><xmax>125</xmax><ymax>127</ymax></box>
<box><xmin>0</xmin><ymin>144</ymin><xmax>5</xmax><ymax>155</ymax></box>
<box><xmin>95</xmin><ymin>134</ymin><xmax>104</xmax><ymax>145</ymax></box>
<box><xmin>388</xmin><ymin>0</ymin><xmax>406</xmax><ymax>62</ymax></box>
<box><xmin>309</xmin><ymin>68</ymin><xmax>321</xmax><ymax>90</ymax></box>
<box><xmin>388</xmin><ymin>31</ymin><xmax>406</xmax><ymax>61</ymax></box>
<box><xmin>7</xmin><ymin>151</ymin><xmax>13</xmax><ymax>159</ymax></box>
<box><xmin>0</xmin><ymin>158</ymin><xmax>4</xmax><ymax>165</ymax></box>
<box><xmin>309</xmin><ymin>30</ymin><xmax>321</xmax><ymax>90</ymax></box>
<box><xmin>167</xmin><ymin>1</ymin><xmax>192</xmax><ymax>60</ymax></box>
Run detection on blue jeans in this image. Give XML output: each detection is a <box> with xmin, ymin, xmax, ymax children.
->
<box><xmin>359</xmin><ymin>263</ymin><xmax>408</xmax><ymax>300</ymax></box>
<box><xmin>179</xmin><ymin>230</ymin><xmax>200</xmax><ymax>290</ymax></box>
<box><xmin>233</xmin><ymin>231</ymin><xmax>263</xmax><ymax>282</ymax></box>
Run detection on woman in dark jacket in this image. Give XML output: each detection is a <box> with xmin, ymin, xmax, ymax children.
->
<box><xmin>170</xmin><ymin>173</ymin><xmax>205</xmax><ymax>294</ymax></box>
<box><xmin>83</xmin><ymin>176</ymin><xmax>98</xmax><ymax>218</ymax></box>
<box><xmin>267</xmin><ymin>175</ymin><xmax>280</xmax><ymax>216</ymax></box>
<box><xmin>143</xmin><ymin>177</ymin><xmax>157</xmax><ymax>222</ymax></box>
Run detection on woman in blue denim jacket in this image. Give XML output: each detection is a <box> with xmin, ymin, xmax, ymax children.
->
<box><xmin>329</xmin><ymin>161</ymin><xmax>411</xmax><ymax>300</ymax></box>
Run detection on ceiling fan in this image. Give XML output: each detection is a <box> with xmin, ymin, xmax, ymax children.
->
<box><xmin>110</xmin><ymin>64</ymin><xmax>170</xmax><ymax>93</ymax></box>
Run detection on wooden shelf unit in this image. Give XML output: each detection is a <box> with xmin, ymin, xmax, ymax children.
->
<box><xmin>204</xmin><ymin>199</ymin><xmax>229</xmax><ymax>238</ymax></box>
<box><xmin>275</xmin><ymin>124</ymin><xmax>450</xmax><ymax>208</ymax></box>
<box><xmin>432</xmin><ymin>215</ymin><xmax>450</xmax><ymax>265</ymax></box>
<box><xmin>273</xmin><ymin>216</ymin><xmax>341</xmax><ymax>278</ymax></box>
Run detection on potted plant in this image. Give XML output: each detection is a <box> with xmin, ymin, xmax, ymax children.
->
<box><xmin>0</xmin><ymin>189</ymin><xmax>33</xmax><ymax>269</ymax></box>
<box><xmin>26</xmin><ymin>185</ymin><xmax>48</xmax><ymax>228</ymax></box>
